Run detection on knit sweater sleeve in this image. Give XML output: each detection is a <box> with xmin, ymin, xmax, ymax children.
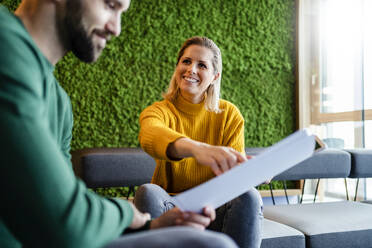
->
<box><xmin>139</xmin><ymin>102</ymin><xmax>186</xmax><ymax>160</ymax></box>
<box><xmin>222</xmin><ymin>102</ymin><xmax>246</xmax><ymax>155</ymax></box>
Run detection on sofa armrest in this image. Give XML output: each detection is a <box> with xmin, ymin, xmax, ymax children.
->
<box><xmin>71</xmin><ymin>148</ymin><xmax>156</xmax><ymax>188</ymax></box>
<box><xmin>344</xmin><ymin>149</ymin><xmax>372</xmax><ymax>178</ymax></box>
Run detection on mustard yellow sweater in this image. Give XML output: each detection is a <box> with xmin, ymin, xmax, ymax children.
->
<box><xmin>139</xmin><ymin>95</ymin><xmax>245</xmax><ymax>194</ymax></box>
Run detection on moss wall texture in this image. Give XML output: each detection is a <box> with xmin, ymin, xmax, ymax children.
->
<box><xmin>2</xmin><ymin>0</ymin><xmax>296</xmax><ymax>150</ymax></box>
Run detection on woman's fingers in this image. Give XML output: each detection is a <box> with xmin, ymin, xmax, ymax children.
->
<box><xmin>214</xmin><ymin>147</ymin><xmax>245</xmax><ymax>173</ymax></box>
<box><xmin>229</xmin><ymin>148</ymin><xmax>247</xmax><ymax>164</ymax></box>
<box><xmin>246</xmin><ymin>155</ymin><xmax>253</xmax><ymax>160</ymax></box>
<box><xmin>224</xmin><ymin>150</ymin><xmax>238</xmax><ymax>169</ymax></box>
<box><xmin>209</xmin><ymin>161</ymin><xmax>223</xmax><ymax>176</ymax></box>
<box><xmin>194</xmin><ymin>144</ymin><xmax>247</xmax><ymax>175</ymax></box>
<box><xmin>216</xmin><ymin>155</ymin><xmax>230</xmax><ymax>173</ymax></box>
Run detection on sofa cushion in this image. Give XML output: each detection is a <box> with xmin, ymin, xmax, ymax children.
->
<box><xmin>261</xmin><ymin>218</ymin><xmax>305</xmax><ymax>248</ymax></box>
<box><xmin>273</xmin><ymin>149</ymin><xmax>350</xmax><ymax>180</ymax></box>
<box><xmin>344</xmin><ymin>149</ymin><xmax>372</xmax><ymax>178</ymax></box>
<box><xmin>264</xmin><ymin>201</ymin><xmax>372</xmax><ymax>248</ymax></box>
<box><xmin>72</xmin><ymin>148</ymin><xmax>156</xmax><ymax>188</ymax></box>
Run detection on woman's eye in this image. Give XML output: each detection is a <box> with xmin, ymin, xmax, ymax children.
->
<box><xmin>182</xmin><ymin>59</ymin><xmax>191</xmax><ymax>64</ymax></box>
<box><xmin>199</xmin><ymin>63</ymin><xmax>207</xmax><ymax>69</ymax></box>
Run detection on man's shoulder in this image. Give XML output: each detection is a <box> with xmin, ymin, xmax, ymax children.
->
<box><xmin>0</xmin><ymin>5</ymin><xmax>11</xmax><ymax>18</ymax></box>
<box><xmin>0</xmin><ymin>6</ymin><xmax>36</xmax><ymax>52</ymax></box>
<box><xmin>0</xmin><ymin>5</ymin><xmax>51</xmax><ymax>85</ymax></box>
<box><xmin>0</xmin><ymin>5</ymin><xmax>22</xmax><ymax>32</ymax></box>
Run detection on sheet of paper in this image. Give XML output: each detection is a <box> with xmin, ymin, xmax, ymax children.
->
<box><xmin>172</xmin><ymin>129</ymin><xmax>315</xmax><ymax>213</ymax></box>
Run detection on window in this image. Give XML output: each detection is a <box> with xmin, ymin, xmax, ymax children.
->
<box><xmin>299</xmin><ymin>0</ymin><xmax>372</xmax><ymax>201</ymax></box>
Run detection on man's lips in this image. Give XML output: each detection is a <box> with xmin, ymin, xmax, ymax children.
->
<box><xmin>94</xmin><ymin>30</ymin><xmax>110</xmax><ymax>48</ymax></box>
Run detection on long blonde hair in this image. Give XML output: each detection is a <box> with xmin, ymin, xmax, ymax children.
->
<box><xmin>163</xmin><ymin>36</ymin><xmax>222</xmax><ymax>113</ymax></box>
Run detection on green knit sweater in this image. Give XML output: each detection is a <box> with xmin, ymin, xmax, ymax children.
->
<box><xmin>0</xmin><ymin>6</ymin><xmax>133</xmax><ymax>248</ymax></box>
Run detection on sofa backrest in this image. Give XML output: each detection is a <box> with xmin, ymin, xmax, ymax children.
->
<box><xmin>245</xmin><ymin>148</ymin><xmax>351</xmax><ymax>180</ymax></box>
<box><xmin>72</xmin><ymin>147</ymin><xmax>352</xmax><ymax>189</ymax></box>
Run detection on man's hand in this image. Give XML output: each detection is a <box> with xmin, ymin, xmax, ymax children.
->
<box><xmin>150</xmin><ymin>206</ymin><xmax>216</xmax><ymax>230</ymax></box>
<box><xmin>128</xmin><ymin>202</ymin><xmax>151</xmax><ymax>229</ymax></box>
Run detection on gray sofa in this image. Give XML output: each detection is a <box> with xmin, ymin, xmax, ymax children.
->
<box><xmin>72</xmin><ymin>148</ymin><xmax>372</xmax><ymax>248</ymax></box>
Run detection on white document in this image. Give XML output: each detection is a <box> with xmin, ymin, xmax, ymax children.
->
<box><xmin>172</xmin><ymin>129</ymin><xmax>315</xmax><ymax>213</ymax></box>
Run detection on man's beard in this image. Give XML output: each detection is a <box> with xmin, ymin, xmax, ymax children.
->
<box><xmin>63</xmin><ymin>0</ymin><xmax>97</xmax><ymax>63</ymax></box>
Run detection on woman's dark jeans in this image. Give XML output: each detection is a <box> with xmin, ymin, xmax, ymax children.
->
<box><xmin>134</xmin><ymin>184</ymin><xmax>263</xmax><ymax>248</ymax></box>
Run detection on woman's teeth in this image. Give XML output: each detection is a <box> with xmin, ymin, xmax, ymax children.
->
<box><xmin>184</xmin><ymin>76</ymin><xmax>198</xmax><ymax>83</ymax></box>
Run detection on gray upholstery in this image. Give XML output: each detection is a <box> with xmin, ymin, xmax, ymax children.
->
<box><xmin>71</xmin><ymin>147</ymin><xmax>372</xmax><ymax>248</ymax></box>
<box><xmin>264</xmin><ymin>201</ymin><xmax>372</xmax><ymax>248</ymax></box>
<box><xmin>344</xmin><ymin>149</ymin><xmax>372</xmax><ymax>178</ymax></box>
<box><xmin>72</xmin><ymin>148</ymin><xmax>155</xmax><ymax>188</ymax></box>
<box><xmin>246</xmin><ymin>148</ymin><xmax>351</xmax><ymax>180</ymax></box>
<box><xmin>273</xmin><ymin>149</ymin><xmax>351</xmax><ymax>180</ymax></box>
<box><xmin>261</xmin><ymin>219</ymin><xmax>305</xmax><ymax>248</ymax></box>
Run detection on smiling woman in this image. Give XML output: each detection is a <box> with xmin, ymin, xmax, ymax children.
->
<box><xmin>162</xmin><ymin>37</ymin><xmax>223</xmax><ymax>113</ymax></box>
<box><xmin>135</xmin><ymin>36</ymin><xmax>263</xmax><ymax>248</ymax></box>
<box><xmin>175</xmin><ymin>45</ymin><xmax>218</xmax><ymax>104</ymax></box>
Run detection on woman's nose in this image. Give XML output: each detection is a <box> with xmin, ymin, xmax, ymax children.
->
<box><xmin>187</xmin><ymin>63</ymin><xmax>197</xmax><ymax>74</ymax></box>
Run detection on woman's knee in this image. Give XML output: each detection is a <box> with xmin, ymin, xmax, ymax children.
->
<box><xmin>236</xmin><ymin>188</ymin><xmax>263</xmax><ymax>212</ymax></box>
<box><xmin>135</xmin><ymin>184</ymin><xmax>166</xmax><ymax>200</ymax></box>
<box><xmin>134</xmin><ymin>183</ymin><xmax>173</xmax><ymax>218</ymax></box>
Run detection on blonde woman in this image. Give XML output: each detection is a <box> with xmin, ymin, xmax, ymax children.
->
<box><xmin>135</xmin><ymin>36</ymin><xmax>263</xmax><ymax>248</ymax></box>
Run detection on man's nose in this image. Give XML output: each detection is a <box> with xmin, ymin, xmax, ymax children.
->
<box><xmin>106</xmin><ymin>14</ymin><xmax>121</xmax><ymax>37</ymax></box>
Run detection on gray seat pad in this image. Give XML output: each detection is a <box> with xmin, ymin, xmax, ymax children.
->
<box><xmin>264</xmin><ymin>201</ymin><xmax>372</xmax><ymax>248</ymax></box>
<box><xmin>261</xmin><ymin>218</ymin><xmax>305</xmax><ymax>248</ymax></box>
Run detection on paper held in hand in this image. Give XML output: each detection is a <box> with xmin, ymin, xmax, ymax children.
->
<box><xmin>172</xmin><ymin>129</ymin><xmax>316</xmax><ymax>213</ymax></box>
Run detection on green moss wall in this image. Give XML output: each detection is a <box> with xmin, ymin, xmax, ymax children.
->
<box><xmin>2</xmin><ymin>0</ymin><xmax>296</xmax><ymax>150</ymax></box>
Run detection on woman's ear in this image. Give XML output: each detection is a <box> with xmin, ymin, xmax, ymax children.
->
<box><xmin>212</xmin><ymin>73</ymin><xmax>220</xmax><ymax>84</ymax></box>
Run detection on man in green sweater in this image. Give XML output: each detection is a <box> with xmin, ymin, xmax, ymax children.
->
<box><xmin>0</xmin><ymin>0</ymin><xmax>238</xmax><ymax>247</ymax></box>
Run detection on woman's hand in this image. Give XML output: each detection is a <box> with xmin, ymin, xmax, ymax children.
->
<box><xmin>128</xmin><ymin>202</ymin><xmax>151</xmax><ymax>229</ymax></box>
<box><xmin>190</xmin><ymin>143</ymin><xmax>247</xmax><ymax>176</ymax></box>
<box><xmin>167</xmin><ymin>138</ymin><xmax>247</xmax><ymax>175</ymax></box>
<box><xmin>150</xmin><ymin>207</ymin><xmax>216</xmax><ymax>230</ymax></box>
